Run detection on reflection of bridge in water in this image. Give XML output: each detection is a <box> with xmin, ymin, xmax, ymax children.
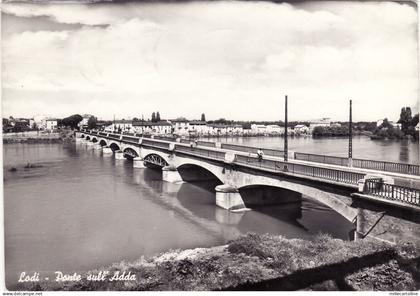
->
<box><xmin>78</xmin><ymin>130</ymin><xmax>420</xmax><ymax>244</ymax></box>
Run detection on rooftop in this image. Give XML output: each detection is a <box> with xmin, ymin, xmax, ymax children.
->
<box><xmin>133</xmin><ymin>121</ymin><xmax>172</xmax><ymax>126</ymax></box>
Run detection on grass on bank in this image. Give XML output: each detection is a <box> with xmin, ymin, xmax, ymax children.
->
<box><xmin>17</xmin><ymin>233</ymin><xmax>419</xmax><ymax>291</ymax></box>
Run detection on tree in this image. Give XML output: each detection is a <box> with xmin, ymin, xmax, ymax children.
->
<box><xmin>133</xmin><ymin>117</ymin><xmax>139</xmax><ymax>122</ymax></box>
<box><xmin>378</xmin><ymin>118</ymin><xmax>393</xmax><ymax>130</ymax></box>
<box><xmin>156</xmin><ymin>112</ymin><xmax>161</xmax><ymax>122</ymax></box>
<box><xmin>60</xmin><ymin>114</ymin><xmax>82</xmax><ymax>129</ymax></box>
<box><xmin>411</xmin><ymin>113</ymin><xmax>419</xmax><ymax>127</ymax></box>
<box><xmin>31</xmin><ymin>122</ymin><xmax>38</xmax><ymax>131</ymax></box>
<box><xmin>87</xmin><ymin>116</ymin><xmax>97</xmax><ymax>130</ymax></box>
<box><xmin>398</xmin><ymin>107</ymin><xmax>412</xmax><ymax>133</ymax></box>
<box><xmin>201</xmin><ymin>113</ymin><xmax>206</xmax><ymax>122</ymax></box>
<box><xmin>151</xmin><ymin>112</ymin><xmax>156</xmax><ymax>122</ymax></box>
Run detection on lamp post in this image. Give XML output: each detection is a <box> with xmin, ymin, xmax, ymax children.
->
<box><xmin>348</xmin><ymin>99</ymin><xmax>353</xmax><ymax>167</ymax></box>
<box><xmin>284</xmin><ymin>95</ymin><xmax>288</xmax><ymax>162</ymax></box>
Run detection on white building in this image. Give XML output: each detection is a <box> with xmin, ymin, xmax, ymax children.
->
<box><xmin>132</xmin><ymin>121</ymin><xmax>172</xmax><ymax>135</ymax></box>
<box><xmin>294</xmin><ymin>124</ymin><xmax>309</xmax><ymax>134</ymax></box>
<box><xmin>170</xmin><ymin>118</ymin><xmax>190</xmax><ymax>136</ymax></box>
<box><xmin>206</xmin><ymin>124</ymin><xmax>243</xmax><ymax>136</ymax></box>
<box><xmin>45</xmin><ymin>119</ymin><xmax>58</xmax><ymax>131</ymax></box>
<box><xmin>251</xmin><ymin>124</ymin><xmax>267</xmax><ymax>134</ymax></box>
<box><xmin>105</xmin><ymin>120</ymin><xmax>133</xmax><ymax>132</ymax></box>
<box><xmin>309</xmin><ymin>118</ymin><xmax>331</xmax><ymax>131</ymax></box>
<box><xmin>32</xmin><ymin>115</ymin><xmax>49</xmax><ymax>130</ymax></box>
<box><xmin>266</xmin><ymin>125</ymin><xmax>283</xmax><ymax>135</ymax></box>
<box><xmin>188</xmin><ymin>121</ymin><xmax>208</xmax><ymax>135</ymax></box>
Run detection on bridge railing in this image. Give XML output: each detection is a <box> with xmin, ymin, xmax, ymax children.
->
<box><xmin>108</xmin><ymin>134</ymin><xmax>121</xmax><ymax>140</ymax></box>
<box><xmin>221</xmin><ymin>143</ymin><xmax>283</xmax><ymax>157</ymax></box>
<box><xmin>154</xmin><ymin>135</ymin><xmax>178</xmax><ymax>142</ymax></box>
<box><xmin>142</xmin><ymin>139</ymin><xmax>170</xmax><ymax>149</ymax></box>
<box><xmin>175</xmin><ymin>145</ymin><xmax>226</xmax><ymax>160</ymax></box>
<box><xmin>294</xmin><ymin>152</ymin><xmax>420</xmax><ymax>176</ymax></box>
<box><xmin>121</xmin><ymin>135</ymin><xmax>140</xmax><ymax>144</ymax></box>
<box><xmin>364</xmin><ymin>179</ymin><xmax>420</xmax><ymax>206</ymax></box>
<box><xmin>235</xmin><ymin>154</ymin><xmax>364</xmax><ymax>185</ymax></box>
<box><xmin>99</xmin><ymin>132</ymin><xmax>108</xmax><ymax>136</ymax></box>
<box><xmin>197</xmin><ymin>140</ymin><xmax>216</xmax><ymax>148</ymax></box>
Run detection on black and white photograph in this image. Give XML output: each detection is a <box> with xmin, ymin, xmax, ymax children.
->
<box><xmin>1</xmin><ymin>0</ymin><xmax>419</xmax><ymax>292</ymax></box>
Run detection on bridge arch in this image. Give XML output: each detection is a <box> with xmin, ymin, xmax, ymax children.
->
<box><xmin>177</xmin><ymin>163</ymin><xmax>224</xmax><ymax>184</ymax></box>
<box><xmin>141</xmin><ymin>148</ymin><xmax>171</xmax><ymax>166</ymax></box>
<box><xmin>109</xmin><ymin>142</ymin><xmax>121</xmax><ymax>152</ymax></box>
<box><xmin>99</xmin><ymin>139</ymin><xmax>108</xmax><ymax>147</ymax></box>
<box><xmin>80</xmin><ymin>134</ymin><xmax>85</xmax><ymax>138</ymax></box>
<box><xmin>143</xmin><ymin>153</ymin><xmax>169</xmax><ymax>167</ymax></box>
<box><xmin>235</xmin><ymin>180</ymin><xmax>357</xmax><ymax>223</ymax></box>
<box><xmin>85</xmin><ymin>136</ymin><xmax>91</xmax><ymax>141</ymax></box>
<box><xmin>92</xmin><ymin>137</ymin><xmax>98</xmax><ymax>143</ymax></box>
<box><xmin>238</xmin><ymin>184</ymin><xmax>303</xmax><ymax>207</ymax></box>
<box><xmin>123</xmin><ymin>147</ymin><xmax>139</xmax><ymax>159</ymax></box>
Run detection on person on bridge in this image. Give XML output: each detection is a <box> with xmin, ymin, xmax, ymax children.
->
<box><xmin>257</xmin><ymin>149</ymin><xmax>264</xmax><ymax>162</ymax></box>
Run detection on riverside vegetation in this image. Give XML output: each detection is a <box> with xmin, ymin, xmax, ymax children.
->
<box><xmin>17</xmin><ymin>233</ymin><xmax>419</xmax><ymax>291</ymax></box>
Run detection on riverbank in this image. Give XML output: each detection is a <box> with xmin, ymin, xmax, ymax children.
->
<box><xmin>3</xmin><ymin>130</ymin><xmax>75</xmax><ymax>143</ymax></box>
<box><xmin>16</xmin><ymin>233</ymin><xmax>419</xmax><ymax>291</ymax></box>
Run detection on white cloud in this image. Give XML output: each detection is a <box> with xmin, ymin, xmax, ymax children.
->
<box><xmin>1</xmin><ymin>1</ymin><xmax>418</xmax><ymax>121</ymax></box>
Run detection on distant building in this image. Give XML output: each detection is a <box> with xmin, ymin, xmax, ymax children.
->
<box><xmin>309</xmin><ymin>118</ymin><xmax>331</xmax><ymax>132</ymax></box>
<box><xmin>294</xmin><ymin>124</ymin><xmax>309</xmax><ymax>134</ymax></box>
<box><xmin>105</xmin><ymin>120</ymin><xmax>133</xmax><ymax>132</ymax></box>
<box><xmin>206</xmin><ymin>124</ymin><xmax>243</xmax><ymax>136</ymax></box>
<box><xmin>45</xmin><ymin>119</ymin><xmax>58</xmax><ymax>131</ymax></box>
<box><xmin>132</xmin><ymin>121</ymin><xmax>172</xmax><ymax>135</ymax></box>
<box><xmin>266</xmin><ymin>125</ymin><xmax>283</xmax><ymax>134</ymax></box>
<box><xmin>32</xmin><ymin>115</ymin><xmax>49</xmax><ymax>130</ymax></box>
<box><xmin>170</xmin><ymin>118</ymin><xmax>190</xmax><ymax>136</ymax></box>
<box><xmin>251</xmin><ymin>124</ymin><xmax>267</xmax><ymax>134</ymax></box>
<box><xmin>189</xmin><ymin>121</ymin><xmax>208</xmax><ymax>135</ymax></box>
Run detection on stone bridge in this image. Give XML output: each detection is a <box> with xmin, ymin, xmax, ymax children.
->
<box><xmin>78</xmin><ymin>131</ymin><xmax>420</xmax><ymax>245</ymax></box>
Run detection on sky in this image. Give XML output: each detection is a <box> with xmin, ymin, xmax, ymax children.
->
<box><xmin>1</xmin><ymin>0</ymin><xmax>419</xmax><ymax>122</ymax></box>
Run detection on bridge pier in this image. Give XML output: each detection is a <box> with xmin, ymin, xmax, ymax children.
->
<box><xmin>115</xmin><ymin>150</ymin><xmax>125</xmax><ymax>160</ymax></box>
<box><xmin>93</xmin><ymin>143</ymin><xmax>101</xmax><ymax>150</ymax></box>
<box><xmin>162</xmin><ymin>166</ymin><xmax>183</xmax><ymax>183</ymax></box>
<box><xmin>102</xmin><ymin>146</ymin><xmax>113</xmax><ymax>154</ymax></box>
<box><xmin>133</xmin><ymin>157</ymin><xmax>146</xmax><ymax>168</ymax></box>
<box><xmin>215</xmin><ymin>184</ymin><xmax>246</xmax><ymax>211</ymax></box>
<box><xmin>86</xmin><ymin>141</ymin><xmax>94</xmax><ymax>147</ymax></box>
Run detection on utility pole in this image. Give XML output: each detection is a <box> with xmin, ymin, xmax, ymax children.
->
<box><xmin>284</xmin><ymin>95</ymin><xmax>288</xmax><ymax>162</ymax></box>
<box><xmin>348</xmin><ymin>99</ymin><xmax>353</xmax><ymax>167</ymax></box>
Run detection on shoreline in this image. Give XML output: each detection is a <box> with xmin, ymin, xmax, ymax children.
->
<box><xmin>2</xmin><ymin>130</ymin><xmax>75</xmax><ymax>144</ymax></box>
<box><xmin>13</xmin><ymin>233</ymin><xmax>419</xmax><ymax>291</ymax></box>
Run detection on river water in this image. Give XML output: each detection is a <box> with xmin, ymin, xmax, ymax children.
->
<box><xmin>209</xmin><ymin>135</ymin><xmax>419</xmax><ymax>164</ymax></box>
<box><xmin>3</xmin><ymin>136</ymin><xmax>418</xmax><ymax>288</ymax></box>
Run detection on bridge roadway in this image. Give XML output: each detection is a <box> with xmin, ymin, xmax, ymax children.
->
<box><xmin>77</xmin><ymin>130</ymin><xmax>420</xmax><ymax>244</ymax></box>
